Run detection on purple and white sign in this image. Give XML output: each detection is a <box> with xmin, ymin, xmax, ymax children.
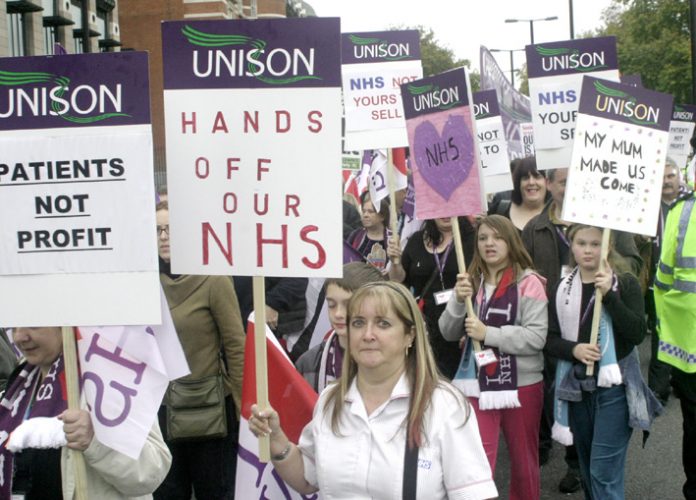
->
<box><xmin>401</xmin><ymin>68</ymin><xmax>485</xmax><ymax>219</ymax></box>
<box><xmin>342</xmin><ymin>30</ymin><xmax>423</xmax><ymax>151</ymax></box>
<box><xmin>668</xmin><ymin>103</ymin><xmax>696</xmax><ymax>169</ymax></box>
<box><xmin>563</xmin><ymin>76</ymin><xmax>674</xmax><ymax>236</ymax></box>
<box><xmin>474</xmin><ymin>89</ymin><xmax>512</xmax><ymax>193</ymax></box>
<box><xmin>162</xmin><ymin>18</ymin><xmax>343</xmax><ymax>277</ymax></box>
<box><xmin>162</xmin><ymin>18</ymin><xmax>341</xmax><ymax>90</ymax></box>
<box><xmin>526</xmin><ymin>37</ymin><xmax>619</xmax><ymax>170</ymax></box>
<box><xmin>0</xmin><ymin>52</ymin><xmax>160</xmax><ymax>327</ymax></box>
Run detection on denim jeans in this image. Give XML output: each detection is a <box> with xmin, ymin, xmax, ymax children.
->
<box><xmin>569</xmin><ymin>384</ymin><xmax>632</xmax><ymax>500</ymax></box>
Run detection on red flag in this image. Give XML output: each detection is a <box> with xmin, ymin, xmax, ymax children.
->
<box><xmin>236</xmin><ymin>317</ymin><xmax>319</xmax><ymax>499</ymax></box>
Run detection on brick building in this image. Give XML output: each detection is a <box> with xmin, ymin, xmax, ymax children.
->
<box><xmin>0</xmin><ymin>0</ymin><xmax>121</xmax><ymax>57</ymax></box>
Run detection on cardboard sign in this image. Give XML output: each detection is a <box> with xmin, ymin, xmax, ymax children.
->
<box><xmin>668</xmin><ymin>104</ymin><xmax>696</xmax><ymax>168</ymax></box>
<box><xmin>474</xmin><ymin>90</ymin><xmax>512</xmax><ymax>193</ymax></box>
<box><xmin>563</xmin><ymin>77</ymin><xmax>673</xmax><ymax>236</ymax></box>
<box><xmin>401</xmin><ymin>68</ymin><xmax>486</xmax><ymax>219</ymax></box>
<box><xmin>162</xmin><ymin>18</ymin><xmax>343</xmax><ymax>277</ymax></box>
<box><xmin>342</xmin><ymin>30</ymin><xmax>423</xmax><ymax>150</ymax></box>
<box><xmin>526</xmin><ymin>37</ymin><xmax>620</xmax><ymax>170</ymax></box>
<box><xmin>0</xmin><ymin>52</ymin><xmax>160</xmax><ymax>326</ymax></box>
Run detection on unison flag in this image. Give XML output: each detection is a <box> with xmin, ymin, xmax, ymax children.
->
<box><xmin>235</xmin><ymin>315</ymin><xmax>320</xmax><ymax>500</ymax></box>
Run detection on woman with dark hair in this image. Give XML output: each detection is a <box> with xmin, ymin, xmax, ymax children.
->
<box><xmin>249</xmin><ymin>282</ymin><xmax>497</xmax><ymax>499</ymax></box>
<box><xmin>439</xmin><ymin>215</ymin><xmax>547</xmax><ymax>500</ymax></box>
<box><xmin>387</xmin><ymin>217</ymin><xmax>475</xmax><ymax>379</ymax></box>
<box><xmin>492</xmin><ymin>157</ymin><xmax>549</xmax><ymax>232</ymax></box>
<box><xmin>347</xmin><ymin>192</ymin><xmax>391</xmax><ymax>271</ymax></box>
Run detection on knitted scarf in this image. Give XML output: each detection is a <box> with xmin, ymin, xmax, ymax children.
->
<box><xmin>552</xmin><ymin>268</ymin><xmax>622</xmax><ymax>445</ymax></box>
<box><xmin>453</xmin><ymin>267</ymin><xmax>520</xmax><ymax>410</ymax></box>
<box><xmin>0</xmin><ymin>357</ymin><xmax>68</xmax><ymax>497</ymax></box>
<box><xmin>317</xmin><ymin>330</ymin><xmax>343</xmax><ymax>393</ymax></box>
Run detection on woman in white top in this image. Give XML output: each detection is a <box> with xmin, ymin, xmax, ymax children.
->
<box><xmin>250</xmin><ymin>281</ymin><xmax>498</xmax><ymax>499</ymax></box>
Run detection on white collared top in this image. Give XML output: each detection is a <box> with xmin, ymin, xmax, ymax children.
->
<box><xmin>298</xmin><ymin>373</ymin><xmax>498</xmax><ymax>499</ymax></box>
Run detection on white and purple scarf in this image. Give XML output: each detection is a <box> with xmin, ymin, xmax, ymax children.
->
<box><xmin>453</xmin><ymin>267</ymin><xmax>521</xmax><ymax>410</ymax></box>
<box><xmin>552</xmin><ymin>267</ymin><xmax>621</xmax><ymax>445</ymax></box>
<box><xmin>317</xmin><ymin>330</ymin><xmax>343</xmax><ymax>393</ymax></box>
<box><xmin>0</xmin><ymin>357</ymin><xmax>68</xmax><ymax>497</ymax></box>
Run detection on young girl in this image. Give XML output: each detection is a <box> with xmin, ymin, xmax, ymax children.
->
<box><xmin>546</xmin><ymin>224</ymin><xmax>658</xmax><ymax>500</ymax></box>
<box><xmin>439</xmin><ymin>215</ymin><xmax>547</xmax><ymax>500</ymax></box>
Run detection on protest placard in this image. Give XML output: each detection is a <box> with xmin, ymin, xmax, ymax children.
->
<box><xmin>0</xmin><ymin>52</ymin><xmax>160</xmax><ymax>326</ymax></box>
<box><xmin>526</xmin><ymin>37</ymin><xmax>620</xmax><ymax>170</ymax></box>
<box><xmin>342</xmin><ymin>30</ymin><xmax>423</xmax><ymax>151</ymax></box>
<box><xmin>162</xmin><ymin>18</ymin><xmax>343</xmax><ymax>277</ymax></box>
<box><xmin>401</xmin><ymin>68</ymin><xmax>485</xmax><ymax>219</ymax></box>
<box><xmin>563</xmin><ymin>77</ymin><xmax>674</xmax><ymax>236</ymax></box>
<box><xmin>668</xmin><ymin>104</ymin><xmax>696</xmax><ymax>169</ymax></box>
<box><xmin>480</xmin><ymin>46</ymin><xmax>531</xmax><ymax>160</ymax></box>
<box><xmin>474</xmin><ymin>89</ymin><xmax>512</xmax><ymax>193</ymax></box>
<box><xmin>521</xmin><ymin>122</ymin><xmax>535</xmax><ymax>157</ymax></box>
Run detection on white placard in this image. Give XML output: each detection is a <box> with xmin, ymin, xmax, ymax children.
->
<box><xmin>477</xmin><ymin>116</ymin><xmax>512</xmax><ymax>193</ymax></box>
<box><xmin>164</xmin><ymin>88</ymin><xmax>343</xmax><ymax>277</ymax></box>
<box><xmin>0</xmin><ymin>126</ymin><xmax>157</xmax><ymax>275</ymax></box>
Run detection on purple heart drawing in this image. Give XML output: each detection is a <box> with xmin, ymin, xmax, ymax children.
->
<box><xmin>413</xmin><ymin>114</ymin><xmax>475</xmax><ymax>201</ymax></box>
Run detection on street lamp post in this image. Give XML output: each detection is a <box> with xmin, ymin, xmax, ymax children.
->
<box><xmin>490</xmin><ymin>48</ymin><xmax>525</xmax><ymax>88</ymax></box>
<box><xmin>505</xmin><ymin>16</ymin><xmax>559</xmax><ymax>45</ymax></box>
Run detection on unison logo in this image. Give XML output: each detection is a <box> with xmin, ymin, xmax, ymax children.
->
<box><xmin>0</xmin><ymin>70</ymin><xmax>128</xmax><ymax>123</ymax></box>
<box><xmin>536</xmin><ymin>46</ymin><xmax>607</xmax><ymax>73</ymax></box>
<box><xmin>594</xmin><ymin>80</ymin><xmax>660</xmax><ymax>126</ymax></box>
<box><xmin>349</xmin><ymin>34</ymin><xmax>411</xmax><ymax>61</ymax></box>
<box><xmin>673</xmin><ymin>105</ymin><xmax>694</xmax><ymax>121</ymax></box>
<box><xmin>183</xmin><ymin>25</ymin><xmax>319</xmax><ymax>85</ymax></box>
<box><xmin>408</xmin><ymin>83</ymin><xmax>460</xmax><ymax>112</ymax></box>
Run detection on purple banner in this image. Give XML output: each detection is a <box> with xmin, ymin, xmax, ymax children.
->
<box><xmin>672</xmin><ymin>103</ymin><xmax>696</xmax><ymax>123</ymax></box>
<box><xmin>162</xmin><ymin>18</ymin><xmax>341</xmax><ymax>90</ymax></box>
<box><xmin>401</xmin><ymin>68</ymin><xmax>469</xmax><ymax>120</ymax></box>
<box><xmin>473</xmin><ymin>89</ymin><xmax>501</xmax><ymax>119</ymax></box>
<box><xmin>578</xmin><ymin>76</ymin><xmax>673</xmax><ymax>131</ymax></box>
<box><xmin>526</xmin><ymin>36</ymin><xmax>618</xmax><ymax>79</ymax></box>
<box><xmin>0</xmin><ymin>52</ymin><xmax>150</xmax><ymax>131</ymax></box>
<box><xmin>341</xmin><ymin>30</ymin><xmax>421</xmax><ymax>65</ymax></box>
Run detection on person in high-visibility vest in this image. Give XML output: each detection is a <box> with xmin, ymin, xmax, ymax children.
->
<box><xmin>655</xmin><ymin>190</ymin><xmax>696</xmax><ymax>500</ymax></box>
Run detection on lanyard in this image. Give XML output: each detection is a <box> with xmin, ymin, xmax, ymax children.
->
<box><xmin>433</xmin><ymin>242</ymin><xmax>453</xmax><ymax>289</ymax></box>
<box><xmin>580</xmin><ymin>293</ymin><xmax>595</xmax><ymax>327</ymax></box>
<box><xmin>555</xmin><ymin>224</ymin><xmax>570</xmax><ymax>249</ymax></box>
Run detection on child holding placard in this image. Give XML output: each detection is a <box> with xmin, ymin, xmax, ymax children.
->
<box><xmin>439</xmin><ymin>215</ymin><xmax>547</xmax><ymax>500</ymax></box>
<box><xmin>546</xmin><ymin>224</ymin><xmax>659</xmax><ymax>499</ymax></box>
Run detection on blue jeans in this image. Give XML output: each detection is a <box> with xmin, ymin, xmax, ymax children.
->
<box><xmin>569</xmin><ymin>384</ymin><xmax>632</xmax><ymax>500</ymax></box>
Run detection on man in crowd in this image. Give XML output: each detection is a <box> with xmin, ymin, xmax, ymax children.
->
<box><xmin>655</xmin><ymin>188</ymin><xmax>696</xmax><ymax>500</ymax></box>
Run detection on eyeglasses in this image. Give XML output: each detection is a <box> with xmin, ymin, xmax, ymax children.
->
<box><xmin>157</xmin><ymin>225</ymin><xmax>169</xmax><ymax>236</ymax></box>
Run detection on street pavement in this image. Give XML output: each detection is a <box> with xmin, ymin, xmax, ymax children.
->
<box><xmin>493</xmin><ymin>337</ymin><xmax>685</xmax><ymax>499</ymax></box>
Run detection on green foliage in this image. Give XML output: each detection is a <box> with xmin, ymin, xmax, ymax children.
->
<box><xmin>391</xmin><ymin>25</ymin><xmax>471</xmax><ymax>78</ymax></box>
<box><xmin>596</xmin><ymin>0</ymin><xmax>692</xmax><ymax>103</ymax></box>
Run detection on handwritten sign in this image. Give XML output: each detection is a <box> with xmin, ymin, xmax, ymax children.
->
<box><xmin>563</xmin><ymin>77</ymin><xmax>673</xmax><ymax>236</ymax></box>
<box><xmin>162</xmin><ymin>18</ymin><xmax>342</xmax><ymax>277</ymax></box>
<box><xmin>0</xmin><ymin>52</ymin><xmax>160</xmax><ymax>326</ymax></box>
<box><xmin>401</xmin><ymin>68</ymin><xmax>485</xmax><ymax>219</ymax></box>
<box><xmin>474</xmin><ymin>89</ymin><xmax>512</xmax><ymax>193</ymax></box>
<box><xmin>342</xmin><ymin>30</ymin><xmax>423</xmax><ymax>150</ymax></box>
<box><xmin>668</xmin><ymin>104</ymin><xmax>696</xmax><ymax>169</ymax></box>
<box><xmin>526</xmin><ymin>37</ymin><xmax>619</xmax><ymax>170</ymax></box>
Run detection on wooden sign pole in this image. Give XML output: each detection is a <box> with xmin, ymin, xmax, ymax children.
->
<box><xmin>61</xmin><ymin>326</ymin><xmax>88</xmax><ymax>500</ymax></box>
<box><xmin>586</xmin><ymin>228</ymin><xmax>611</xmax><ymax>376</ymax></box>
<box><xmin>451</xmin><ymin>217</ymin><xmax>482</xmax><ymax>352</ymax></box>
<box><xmin>386</xmin><ymin>149</ymin><xmax>400</xmax><ymax>265</ymax></box>
<box><xmin>252</xmin><ymin>276</ymin><xmax>271</xmax><ymax>462</ymax></box>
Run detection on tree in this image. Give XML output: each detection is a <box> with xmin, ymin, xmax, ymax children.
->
<box><xmin>391</xmin><ymin>25</ymin><xmax>476</xmax><ymax>89</ymax></box>
<box><xmin>596</xmin><ymin>0</ymin><xmax>692</xmax><ymax>103</ymax></box>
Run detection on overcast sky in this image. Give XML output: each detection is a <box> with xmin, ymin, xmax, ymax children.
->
<box><xmin>307</xmin><ymin>0</ymin><xmax>615</xmax><ymax>84</ymax></box>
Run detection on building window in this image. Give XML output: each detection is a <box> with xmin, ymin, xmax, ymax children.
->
<box><xmin>70</xmin><ymin>0</ymin><xmax>83</xmax><ymax>53</ymax></box>
<box><xmin>7</xmin><ymin>12</ymin><xmax>26</xmax><ymax>56</ymax></box>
